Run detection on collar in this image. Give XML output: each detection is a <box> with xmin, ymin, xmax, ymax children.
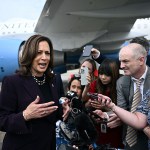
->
<box><xmin>131</xmin><ymin>66</ymin><xmax>148</xmax><ymax>82</ymax></box>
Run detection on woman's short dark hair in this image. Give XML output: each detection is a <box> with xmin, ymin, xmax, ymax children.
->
<box><xmin>18</xmin><ymin>34</ymin><xmax>54</xmax><ymax>77</ymax></box>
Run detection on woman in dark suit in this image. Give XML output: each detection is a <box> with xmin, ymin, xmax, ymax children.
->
<box><xmin>0</xmin><ymin>34</ymin><xmax>69</xmax><ymax>150</ymax></box>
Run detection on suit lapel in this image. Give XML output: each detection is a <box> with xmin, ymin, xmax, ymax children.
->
<box><xmin>122</xmin><ymin>76</ymin><xmax>134</xmax><ymax>103</ymax></box>
<box><xmin>21</xmin><ymin>76</ymin><xmax>45</xmax><ymax>103</ymax></box>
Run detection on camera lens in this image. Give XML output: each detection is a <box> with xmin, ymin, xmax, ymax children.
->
<box><xmin>59</xmin><ymin>97</ymin><xmax>66</xmax><ymax>104</ymax></box>
<box><xmin>72</xmin><ymin>108</ymin><xmax>79</xmax><ymax>114</ymax></box>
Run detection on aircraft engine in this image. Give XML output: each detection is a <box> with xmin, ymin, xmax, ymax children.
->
<box><xmin>53</xmin><ymin>50</ymin><xmax>65</xmax><ymax>67</ymax></box>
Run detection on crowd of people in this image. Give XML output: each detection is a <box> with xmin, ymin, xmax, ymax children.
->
<box><xmin>0</xmin><ymin>34</ymin><xmax>150</xmax><ymax>150</ymax></box>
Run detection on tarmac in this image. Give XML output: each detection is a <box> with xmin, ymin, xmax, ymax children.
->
<box><xmin>0</xmin><ymin>69</ymin><xmax>78</xmax><ymax>149</ymax></box>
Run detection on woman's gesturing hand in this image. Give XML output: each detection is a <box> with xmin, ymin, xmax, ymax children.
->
<box><xmin>23</xmin><ymin>96</ymin><xmax>58</xmax><ymax>121</ymax></box>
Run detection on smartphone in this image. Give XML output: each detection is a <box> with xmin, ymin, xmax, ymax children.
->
<box><xmin>80</xmin><ymin>67</ymin><xmax>88</xmax><ymax>85</ymax></box>
<box><xmin>82</xmin><ymin>45</ymin><xmax>93</xmax><ymax>57</ymax></box>
<box><xmin>87</xmin><ymin>92</ymin><xmax>98</xmax><ymax>100</ymax></box>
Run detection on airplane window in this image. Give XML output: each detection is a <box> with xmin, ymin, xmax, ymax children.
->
<box><xmin>0</xmin><ymin>67</ymin><xmax>4</xmax><ymax>72</ymax></box>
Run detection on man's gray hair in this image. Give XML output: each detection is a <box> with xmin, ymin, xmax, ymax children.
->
<box><xmin>131</xmin><ymin>43</ymin><xmax>147</xmax><ymax>59</ymax></box>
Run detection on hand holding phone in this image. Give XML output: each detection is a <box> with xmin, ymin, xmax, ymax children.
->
<box><xmin>87</xmin><ymin>92</ymin><xmax>98</xmax><ymax>100</ymax></box>
<box><xmin>82</xmin><ymin>45</ymin><xmax>93</xmax><ymax>57</ymax></box>
<box><xmin>91</xmin><ymin>48</ymin><xmax>100</xmax><ymax>58</ymax></box>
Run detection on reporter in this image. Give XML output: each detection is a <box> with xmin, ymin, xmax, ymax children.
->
<box><xmin>0</xmin><ymin>34</ymin><xmax>69</xmax><ymax>150</ymax></box>
<box><xmin>82</xmin><ymin>58</ymin><xmax>119</xmax><ymax>103</ymax></box>
<box><xmin>94</xmin><ymin>90</ymin><xmax>150</xmax><ymax>149</ymax></box>
<box><xmin>79</xmin><ymin>58</ymin><xmax>98</xmax><ymax>82</ymax></box>
<box><xmin>82</xmin><ymin>59</ymin><xmax>123</xmax><ymax>149</ymax></box>
<box><xmin>67</xmin><ymin>74</ymin><xmax>84</xmax><ymax>99</ymax></box>
<box><xmin>57</xmin><ymin>75</ymin><xmax>98</xmax><ymax>150</ymax></box>
<box><xmin>90</xmin><ymin>37</ymin><xmax>150</xmax><ymax>150</ymax></box>
<box><xmin>56</xmin><ymin>74</ymin><xmax>84</xmax><ymax>149</ymax></box>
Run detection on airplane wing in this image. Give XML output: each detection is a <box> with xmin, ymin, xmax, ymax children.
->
<box><xmin>35</xmin><ymin>0</ymin><xmax>150</xmax><ymax>53</ymax></box>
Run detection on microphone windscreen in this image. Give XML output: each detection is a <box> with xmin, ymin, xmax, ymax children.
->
<box><xmin>74</xmin><ymin>112</ymin><xmax>98</xmax><ymax>144</ymax></box>
<box><xmin>71</xmin><ymin>97</ymin><xmax>83</xmax><ymax>110</ymax></box>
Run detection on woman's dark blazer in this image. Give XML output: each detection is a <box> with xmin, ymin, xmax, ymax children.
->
<box><xmin>0</xmin><ymin>73</ymin><xmax>64</xmax><ymax>150</ymax></box>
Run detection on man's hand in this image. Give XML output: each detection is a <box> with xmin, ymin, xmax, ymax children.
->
<box><xmin>91</xmin><ymin>48</ymin><xmax>100</xmax><ymax>58</ymax></box>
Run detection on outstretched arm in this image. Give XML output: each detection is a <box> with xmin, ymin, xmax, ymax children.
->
<box><xmin>110</xmin><ymin>103</ymin><xmax>147</xmax><ymax>129</ymax></box>
<box><xmin>96</xmin><ymin>95</ymin><xmax>147</xmax><ymax>129</ymax></box>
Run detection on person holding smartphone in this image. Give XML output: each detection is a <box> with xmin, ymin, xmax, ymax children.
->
<box><xmin>79</xmin><ymin>58</ymin><xmax>98</xmax><ymax>83</ymax></box>
<box><xmin>82</xmin><ymin>59</ymin><xmax>124</xmax><ymax>149</ymax></box>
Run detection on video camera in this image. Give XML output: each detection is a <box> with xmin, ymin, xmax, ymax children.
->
<box><xmin>59</xmin><ymin>91</ymin><xmax>98</xmax><ymax>147</ymax></box>
<box><xmin>59</xmin><ymin>91</ymin><xmax>83</xmax><ymax>116</ymax></box>
<box><xmin>66</xmin><ymin>91</ymin><xmax>83</xmax><ymax>111</ymax></box>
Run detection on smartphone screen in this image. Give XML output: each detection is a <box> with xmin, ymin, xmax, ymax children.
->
<box><xmin>82</xmin><ymin>45</ymin><xmax>93</xmax><ymax>57</ymax></box>
<box><xmin>80</xmin><ymin>67</ymin><xmax>88</xmax><ymax>85</ymax></box>
<box><xmin>87</xmin><ymin>92</ymin><xmax>98</xmax><ymax>100</ymax></box>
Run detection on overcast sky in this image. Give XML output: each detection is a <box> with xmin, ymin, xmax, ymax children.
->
<box><xmin>0</xmin><ymin>0</ymin><xmax>46</xmax><ymax>22</ymax></box>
